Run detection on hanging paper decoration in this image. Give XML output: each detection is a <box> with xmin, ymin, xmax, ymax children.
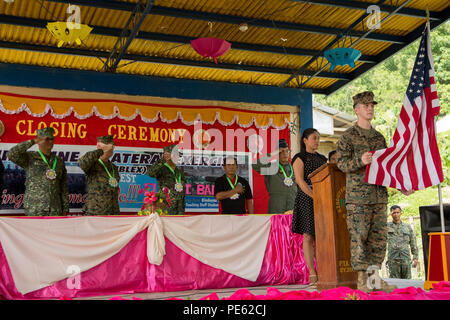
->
<box><xmin>46</xmin><ymin>22</ymin><xmax>93</xmax><ymax>48</ymax></box>
<box><xmin>190</xmin><ymin>37</ymin><xmax>231</xmax><ymax>64</ymax></box>
<box><xmin>324</xmin><ymin>47</ymin><xmax>361</xmax><ymax>71</ymax></box>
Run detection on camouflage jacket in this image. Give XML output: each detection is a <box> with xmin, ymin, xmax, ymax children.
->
<box><xmin>78</xmin><ymin>149</ymin><xmax>120</xmax><ymax>215</ymax></box>
<box><xmin>336</xmin><ymin>124</ymin><xmax>388</xmax><ymax>204</ymax></box>
<box><xmin>146</xmin><ymin>158</ymin><xmax>186</xmax><ymax>215</ymax></box>
<box><xmin>387</xmin><ymin>221</ymin><xmax>419</xmax><ymax>263</ymax></box>
<box><xmin>7</xmin><ymin>140</ymin><xmax>69</xmax><ymax>216</ymax></box>
<box><xmin>252</xmin><ymin>154</ymin><xmax>297</xmax><ymax>213</ymax></box>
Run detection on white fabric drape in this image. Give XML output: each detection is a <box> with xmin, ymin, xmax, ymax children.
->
<box><xmin>0</xmin><ymin>216</ymin><xmax>156</xmax><ymax>294</ymax></box>
<box><xmin>0</xmin><ymin>215</ymin><xmax>271</xmax><ymax>295</ymax></box>
<box><xmin>162</xmin><ymin>215</ymin><xmax>271</xmax><ymax>282</ymax></box>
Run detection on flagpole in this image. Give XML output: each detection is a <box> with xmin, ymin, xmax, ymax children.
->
<box><xmin>426</xmin><ymin>6</ymin><xmax>446</xmax><ymax>233</ymax></box>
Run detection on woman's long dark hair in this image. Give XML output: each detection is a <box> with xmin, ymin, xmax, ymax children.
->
<box><xmin>300</xmin><ymin>128</ymin><xmax>319</xmax><ymax>155</ymax></box>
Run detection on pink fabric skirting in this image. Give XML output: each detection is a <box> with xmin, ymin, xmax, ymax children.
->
<box><xmin>0</xmin><ymin>214</ymin><xmax>308</xmax><ymax>299</ymax></box>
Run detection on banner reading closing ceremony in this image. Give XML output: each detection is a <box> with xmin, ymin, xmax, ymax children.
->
<box><xmin>0</xmin><ymin>91</ymin><xmax>291</xmax><ymax>215</ymax></box>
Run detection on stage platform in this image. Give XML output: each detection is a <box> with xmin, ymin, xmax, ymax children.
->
<box><xmin>78</xmin><ymin>278</ymin><xmax>425</xmax><ymax>300</ymax></box>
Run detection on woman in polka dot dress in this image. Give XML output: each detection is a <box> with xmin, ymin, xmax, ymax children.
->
<box><xmin>291</xmin><ymin>128</ymin><xmax>327</xmax><ymax>284</ymax></box>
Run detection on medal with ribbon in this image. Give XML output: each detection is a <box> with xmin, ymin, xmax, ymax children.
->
<box><xmin>98</xmin><ymin>159</ymin><xmax>118</xmax><ymax>188</ymax></box>
<box><xmin>38</xmin><ymin>150</ymin><xmax>57</xmax><ymax>180</ymax></box>
<box><xmin>226</xmin><ymin>174</ymin><xmax>240</xmax><ymax>200</ymax></box>
<box><xmin>279</xmin><ymin>163</ymin><xmax>294</xmax><ymax>187</ymax></box>
<box><xmin>164</xmin><ymin>163</ymin><xmax>183</xmax><ymax>192</ymax></box>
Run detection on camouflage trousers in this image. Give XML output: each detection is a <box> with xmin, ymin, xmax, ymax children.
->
<box><xmin>388</xmin><ymin>261</ymin><xmax>412</xmax><ymax>279</ymax></box>
<box><xmin>346</xmin><ymin>203</ymin><xmax>387</xmax><ymax>271</ymax></box>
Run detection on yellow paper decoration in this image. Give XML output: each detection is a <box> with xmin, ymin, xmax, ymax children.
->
<box><xmin>46</xmin><ymin>22</ymin><xmax>93</xmax><ymax>48</ymax></box>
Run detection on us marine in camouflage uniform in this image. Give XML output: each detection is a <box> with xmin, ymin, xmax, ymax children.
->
<box><xmin>7</xmin><ymin>127</ymin><xmax>69</xmax><ymax>216</ymax></box>
<box><xmin>146</xmin><ymin>144</ymin><xmax>186</xmax><ymax>215</ymax></box>
<box><xmin>336</xmin><ymin>91</ymin><xmax>395</xmax><ymax>293</ymax></box>
<box><xmin>78</xmin><ymin>135</ymin><xmax>120</xmax><ymax>215</ymax></box>
<box><xmin>252</xmin><ymin>139</ymin><xmax>297</xmax><ymax>214</ymax></box>
<box><xmin>387</xmin><ymin>205</ymin><xmax>419</xmax><ymax>279</ymax></box>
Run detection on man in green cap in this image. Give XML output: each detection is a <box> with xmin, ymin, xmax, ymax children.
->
<box><xmin>146</xmin><ymin>144</ymin><xmax>186</xmax><ymax>215</ymax></box>
<box><xmin>78</xmin><ymin>135</ymin><xmax>120</xmax><ymax>215</ymax></box>
<box><xmin>337</xmin><ymin>91</ymin><xmax>412</xmax><ymax>293</ymax></box>
<box><xmin>7</xmin><ymin>127</ymin><xmax>69</xmax><ymax>216</ymax></box>
<box><xmin>252</xmin><ymin>139</ymin><xmax>297</xmax><ymax>214</ymax></box>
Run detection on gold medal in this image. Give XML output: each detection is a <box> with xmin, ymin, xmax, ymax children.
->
<box><xmin>109</xmin><ymin>177</ymin><xmax>119</xmax><ymax>188</ymax></box>
<box><xmin>45</xmin><ymin>169</ymin><xmax>57</xmax><ymax>180</ymax></box>
<box><xmin>174</xmin><ymin>182</ymin><xmax>183</xmax><ymax>192</ymax></box>
<box><xmin>230</xmin><ymin>193</ymin><xmax>240</xmax><ymax>200</ymax></box>
<box><xmin>284</xmin><ymin>177</ymin><xmax>294</xmax><ymax>187</ymax></box>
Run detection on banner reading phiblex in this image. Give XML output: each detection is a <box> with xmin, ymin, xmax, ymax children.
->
<box><xmin>0</xmin><ymin>92</ymin><xmax>291</xmax><ymax>214</ymax></box>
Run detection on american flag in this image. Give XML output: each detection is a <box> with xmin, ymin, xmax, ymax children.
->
<box><xmin>365</xmin><ymin>23</ymin><xmax>444</xmax><ymax>191</ymax></box>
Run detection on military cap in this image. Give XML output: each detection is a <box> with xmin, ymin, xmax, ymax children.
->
<box><xmin>97</xmin><ymin>135</ymin><xmax>115</xmax><ymax>145</ymax></box>
<box><xmin>278</xmin><ymin>138</ymin><xmax>288</xmax><ymax>148</ymax></box>
<box><xmin>37</xmin><ymin>127</ymin><xmax>55</xmax><ymax>138</ymax></box>
<box><xmin>352</xmin><ymin>91</ymin><xmax>378</xmax><ymax>107</ymax></box>
<box><xmin>163</xmin><ymin>144</ymin><xmax>178</xmax><ymax>153</ymax></box>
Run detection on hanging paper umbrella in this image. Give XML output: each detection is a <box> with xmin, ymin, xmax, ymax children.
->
<box><xmin>46</xmin><ymin>21</ymin><xmax>93</xmax><ymax>48</ymax></box>
<box><xmin>190</xmin><ymin>37</ymin><xmax>231</xmax><ymax>64</ymax></box>
<box><xmin>324</xmin><ymin>47</ymin><xmax>361</xmax><ymax>71</ymax></box>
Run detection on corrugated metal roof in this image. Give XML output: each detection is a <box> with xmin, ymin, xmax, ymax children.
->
<box><xmin>0</xmin><ymin>0</ymin><xmax>448</xmax><ymax>94</ymax></box>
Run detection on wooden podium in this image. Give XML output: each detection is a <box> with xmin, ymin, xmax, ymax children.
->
<box><xmin>309</xmin><ymin>163</ymin><xmax>357</xmax><ymax>290</ymax></box>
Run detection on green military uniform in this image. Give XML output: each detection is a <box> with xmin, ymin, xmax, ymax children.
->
<box><xmin>78</xmin><ymin>135</ymin><xmax>120</xmax><ymax>215</ymax></box>
<box><xmin>252</xmin><ymin>155</ymin><xmax>297</xmax><ymax>214</ymax></box>
<box><xmin>7</xmin><ymin>127</ymin><xmax>69</xmax><ymax>216</ymax></box>
<box><xmin>387</xmin><ymin>221</ymin><xmax>418</xmax><ymax>279</ymax></box>
<box><xmin>146</xmin><ymin>144</ymin><xmax>186</xmax><ymax>215</ymax></box>
<box><xmin>336</xmin><ymin>92</ymin><xmax>388</xmax><ymax>272</ymax></box>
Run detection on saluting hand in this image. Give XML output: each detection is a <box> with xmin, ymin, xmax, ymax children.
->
<box><xmin>34</xmin><ymin>136</ymin><xmax>47</xmax><ymax>145</ymax></box>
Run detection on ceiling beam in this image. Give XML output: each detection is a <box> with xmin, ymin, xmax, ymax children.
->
<box><xmin>0</xmin><ymin>40</ymin><xmax>352</xmax><ymax>80</ymax></box>
<box><xmin>0</xmin><ymin>13</ymin><xmax>378</xmax><ymax>64</ymax></box>
<box><xmin>102</xmin><ymin>0</ymin><xmax>154</xmax><ymax>72</ymax></box>
<box><xmin>290</xmin><ymin>0</ymin><xmax>442</xmax><ymax>21</ymax></box>
<box><xmin>44</xmin><ymin>0</ymin><xmax>407</xmax><ymax>44</ymax></box>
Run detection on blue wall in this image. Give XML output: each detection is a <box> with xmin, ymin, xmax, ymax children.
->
<box><xmin>0</xmin><ymin>63</ymin><xmax>312</xmax><ymax>134</ymax></box>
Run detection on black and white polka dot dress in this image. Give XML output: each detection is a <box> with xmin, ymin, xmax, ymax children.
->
<box><xmin>291</xmin><ymin>152</ymin><xmax>327</xmax><ymax>236</ymax></box>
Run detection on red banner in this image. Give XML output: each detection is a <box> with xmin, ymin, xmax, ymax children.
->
<box><xmin>0</xmin><ymin>101</ymin><xmax>291</xmax><ymax>215</ymax></box>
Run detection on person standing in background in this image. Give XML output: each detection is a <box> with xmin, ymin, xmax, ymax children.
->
<box><xmin>386</xmin><ymin>205</ymin><xmax>419</xmax><ymax>279</ymax></box>
<box><xmin>291</xmin><ymin>128</ymin><xmax>327</xmax><ymax>284</ymax></box>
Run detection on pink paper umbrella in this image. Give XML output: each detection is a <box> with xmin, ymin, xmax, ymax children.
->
<box><xmin>190</xmin><ymin>37</ymin><xmax>231</xmax><ymax>64</ymax></box>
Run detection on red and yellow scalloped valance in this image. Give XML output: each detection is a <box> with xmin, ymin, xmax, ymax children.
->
<box><xmin>0</xmin><ymin>92</ymin><xmax>290</xmax><ymax>129</ymax></box>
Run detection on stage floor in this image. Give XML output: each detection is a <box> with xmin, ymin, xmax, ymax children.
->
<box><xmin>77</xmin><ymin>278</ymin><xmax>425</xmax><ymax>300</ymax></box>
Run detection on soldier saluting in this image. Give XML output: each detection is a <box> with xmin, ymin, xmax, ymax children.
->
<box><xmin>7</xmin><ymin>127</ymin><xmax>69</xmax><ymax>216</ymax></box>
<box><xmin>78</xmin><ymin>135</ymin><xmax>120</xmax><ymax>215</ymax></box>
<box><xmin>146</xmin><ymin>144</ymin><xmax>186</xmax><ymax>215</ymax></box>
<box><xmin>252</xmin><ymin>139</ymin><xmax>297</xmax><ymax>214</ymax></box>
